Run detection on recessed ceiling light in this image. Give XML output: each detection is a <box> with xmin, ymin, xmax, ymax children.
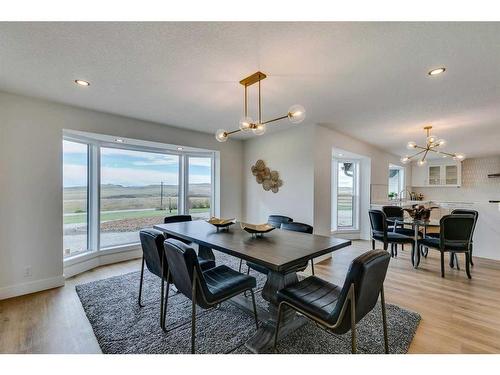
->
<box><xmin>428</xmin><ymin>67</ymin><xmax>446</xmax><ymax>76</ymax></box>
<box><xmin>74</xmin><ymin>79</ymin><xmax>90</xmax><ymax>86</ymax></box>
<box><xmin>115</xmin><ymin>138</ymin><xmax>124</xmax><ymax>143</ymax></box>
<box><xmin>177</xmin><ymin>147</ymin><xmax>184</xmax><ymax>151</ymax></box>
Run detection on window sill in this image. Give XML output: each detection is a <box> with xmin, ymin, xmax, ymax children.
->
<box><xmin>63</xmin><ymin>243</ymin><xmax>141</xmax><ymax>277</ymax></box>
<box><xmin>331</xmin><ymin>229</ymin><xmax>360</xmax><ymax>234</ymax></box>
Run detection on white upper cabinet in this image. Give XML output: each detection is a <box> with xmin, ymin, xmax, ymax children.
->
<box><xmin>411</xmin><ymin>160</ymin><xmax>462</xmax><ymax>187</ymax></box>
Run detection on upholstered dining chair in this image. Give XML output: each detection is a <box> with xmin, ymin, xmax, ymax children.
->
<box><xmin>418</xmin><ymin>214</ymin><xmax>475</xmax><ymax>278</ymax></box>
<box><xmin>163</xmin><ymin>238</ymin><xmax>259</xmax><ymax>353</ymax></box>
<box><xmin>273</xmin><ymin>249</ymin><xmax>391</xmax><ymax>354</ymax></box>
<box><xmin>382</xmin><ymin>205</ymin><xmax>422</xmax><ymax>256</ymax></box>
<box><xmin>267</xmin><ymin>215</ymin><xmax>293</xmax><ymax>228</ymax></box>
<box><xmin>425</xmin><ymin>209</ymin><xmax>479</xmax><ymax>268</ymax></box>
<box><xmin>280</xmin><ymin>222</ymin><xmax>316</xmax><ymax>275</ymax></box>
<box><xmin>138</xmin><ymin>229</ymin><xmax>215</xmax><ymax>330</ymax></box>
<box><xmin>163</xmin><ymin>215</ymin><xmax>193</xmax><ymax>244</ymax></box>
<box><xmin>369</xmin><ymin>210</ymin><xmax>415</xmax><ymax>260</ymax></box>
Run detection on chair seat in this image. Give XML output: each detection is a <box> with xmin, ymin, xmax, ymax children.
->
<box><xmin>387</xmin><ymin>227</ymin><xmax>423</xmax><ymax>237</ymax></box>
<box><xmin>203</xmin><ymin>265</ymin><xmax>256</xmax><ymax>302</ymax></box>
<box><xmin>246</xmin><ymin>260</ymin><xmax>308</xmax><ymax>275</ymax></box>
<box><xmin>199</xmin><ymin>258</ymin><xmax>215</xmax><ymax>271</ymax></box>
<box><xmin>277</xmin><ymin>276</ymin><xmax>341</xmax><ymax>322</ymax></box>
<box><xmin>419</xmin><ymin>237</ymin><xmax>469</xmax><ymax>252</ymax></box>
<box><xmin>373</xmin><ymin>232</ymin><xmax>414</xmax><ymax>244</ymax></box>
<box><xmin>425</xmin><ymin>232</ymin><xmax>440</xmax><ymax>238</ymax></box>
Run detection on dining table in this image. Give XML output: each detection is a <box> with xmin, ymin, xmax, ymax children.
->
<box><xmin>153</xmin><ymin>220</ymin><xmax>351</xmax><ymax>353</ymax></box>
<box><xmin>389</xmin><ymin>217</ymin><xmax>440</xmax><ymax>267</ymax></box>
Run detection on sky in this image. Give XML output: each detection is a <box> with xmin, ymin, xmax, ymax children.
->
<box><xmin>63</xmin><ymin>140</ymin><xmax>211</xmax><ymax>187</ymax></box>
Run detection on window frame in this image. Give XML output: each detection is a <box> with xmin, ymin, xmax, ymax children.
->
<box><xmin>62</xmin><ymin>133</ymin><xmax>216</xmax><ymax>258</ymax></box>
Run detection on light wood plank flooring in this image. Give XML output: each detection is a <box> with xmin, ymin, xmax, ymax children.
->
<box><xmin>1</xmin><ymin>240</ymin><xmax>500</xmax><ymax>353</ymax></box>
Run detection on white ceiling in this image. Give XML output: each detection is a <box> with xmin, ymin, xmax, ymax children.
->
<box><xmin>0</xmin><ymin>22</ymin><xmax>499</xmax><ymax>158</ymax></box>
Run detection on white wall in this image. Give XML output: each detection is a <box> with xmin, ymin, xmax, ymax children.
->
<box><xmin>242</xmin><ymin>124</ymin><xmax>408</xmax><ymax>240</ymax></box>
<box><xmin>0</xmin><ymin>91</ymin><xmax>244</xmax><ymax>299</ymax></box>
<box><xmin>243</xmin><ymin>126</ymin><xmax>315</xmax><ymax>225</ymax></box>
<box><xmin>412</xmin><ymin>156</ymin><xmax>500</xmax><ymax>260</ymax></box>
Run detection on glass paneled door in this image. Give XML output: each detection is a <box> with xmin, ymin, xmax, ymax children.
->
<box><xmin>187</xmin><ymin>156</ymin><xmax>213</xmax><ymax>220</ymax></box>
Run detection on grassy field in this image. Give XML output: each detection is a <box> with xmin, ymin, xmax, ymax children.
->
<box><xmin>64</xmin><ymin>207</ymin><xmax>210</xmax><ymax>225</ymax></box>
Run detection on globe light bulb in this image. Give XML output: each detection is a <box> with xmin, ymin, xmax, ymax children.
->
<box><xmin>252</xmin><ymin>123</ymin><xmax>266</xmax><ymax>136</ymax></box>
<box><xmin>400</xmin><ymin>156</ymin><xmax>410</xmax><ymax>164</ymax></box>
<box><xmin>417</xmin><ymin>159</ymin><xmax>427</xmax><ymax>166</ymax></box>
<box><xmin>215</xmin><ymin>129</ymin><xmax>228</xmax><ymax>142</ymax></box>
<box><xmin>239</xmin><ymin>116</ymin><xmax>253</xmax><ymax>132</ymax></box>
<box><xmin>437</xmin><ymin>138</ymin><xmax>447</xmax><ymax>147</ymax></box>
<box><xmin>406</xmin><ymin>141</ymin><xmax>417</xmax><ymax>149</ymax></box>
<box><xmin>288</xmin><ymin>104</ymin><xmax>306</xmax><ymax>124</ymax></box>
<box><xmin>427</xmin><ymin>135</ymin><xmax>437</xmax><ymax>144</ymax></box>
<box><xmin>453</xmin><ymin>153</ymin><xmax>465</xmax><ymax>161</ymax></box>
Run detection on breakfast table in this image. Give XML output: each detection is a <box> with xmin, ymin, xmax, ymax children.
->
<box><xmin>389</xmin><ymin>217</ymin><xmax>440</xmax><ymax>267</ymax></box>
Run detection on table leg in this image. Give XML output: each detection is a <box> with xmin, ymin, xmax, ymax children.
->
<box><xmin>245</xmin><ymin>269</ymin><xmax>307</xmax><ymax>353</ymax></box>
<box><xmin>198</xmin><ymin>245</ymin><xmax>215</xmax><ymax>261</ymax></box>
<box><xmin>414</xmin><ymin>224</ymin><xmax>420</xmax><ymax>268</ymax></box>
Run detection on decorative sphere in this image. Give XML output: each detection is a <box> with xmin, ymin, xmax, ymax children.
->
<box><xmin>252</xmin><ymin>123</ymin><xmax>266</xmax><ymax>136</ymax></box>
<box><xmin>417</xmin><ymin>159</ymin><xmax>427</xmax><ymax>166</ymax></box>
<box><xmin>406</xmin><ymin>141</ymin><xmax>417</xmax><ymax>149</ymax></box>
<box><xmin>400</xmin><ymin>156</ymin><xmax>410</xmax><ymax>164</ymax></box>
<box><xmin>215</xmin><ymin>129</ymin><xmax>228</xmax><ymax>142</ymax></box>
<box><xmin>239</xmin><ymin>116</ymin><xmax>253</xmax><ymax>132</ymax></box>
<box><xmin>288</xmin><ymin>104</ymin><xmax>306</xmax><ymax>124</ymax></box>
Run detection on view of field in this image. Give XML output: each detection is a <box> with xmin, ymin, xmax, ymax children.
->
<box><xmin>63</xmin><ymin>183</ymin><xmax>211</xmax><ymax>255</ymax></box>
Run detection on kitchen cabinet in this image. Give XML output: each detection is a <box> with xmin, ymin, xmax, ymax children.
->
<box><xmin>411</xmin><ymin>160</ymin><xmax>462</xmax><ymax>187</ymax></box>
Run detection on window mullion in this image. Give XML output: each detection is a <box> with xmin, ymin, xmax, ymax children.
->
<box><xmin>88</xmin><ymin>143</ymin><xmax>100</xmax><ymax>252</ymax></box>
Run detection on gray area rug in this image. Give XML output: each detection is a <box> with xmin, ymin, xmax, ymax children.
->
<box><xmin>76</xmin><ymin>251</ymin><xmax>421</xmax><ymax>354</ymax></box>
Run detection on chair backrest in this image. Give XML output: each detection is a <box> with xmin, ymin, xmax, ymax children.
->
<box><xmin>268</xmin><ymin>215</ymin><xmax>293</xmax><ymax>228</ymax></box>
<box><xmin>331</xmin><ymin>249</ymin><xmax>390</xmax><ymax>334</ymax></box>
<box><xmin>451</xmin><ymin>209</ymin><xmax>479</xmax><ymax>239</ymax></box>
<box><xmin>382</xmin><ymin>205</ymin><xmax>404</xmax><ymax>220</ymax></box>
<box><xmin>440</xmin><ymin>214</ymin><xmax>475</xmax><ymax>247</ymax></box>
<box><xmin>280</xmin><ymin>222</ymin><xmax>313</xmax><ymax>234</ymax></box>
<box><xmin>164</xmin><ymin>214</ymin><xmax>192</xmax><ymax>224</ymax></box>
<box><xmin>139</xmin><ymin>229</ymin><xmax>167</xmax><ymax>278</ymax></box>
<box><xmin>368</xmin><ymin>210</ymin><xmax>388</xmax><ymax>234</ymax></box>
<box><xmin>163</xmin><ymin>238</ymin><xmax>211</xmax><ymax>308</ymax></box>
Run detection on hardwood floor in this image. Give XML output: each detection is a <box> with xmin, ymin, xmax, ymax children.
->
<box><xmin>1</xmin><ymin>240</ymin><xmax>500</xmax><ymax>353</ymax></box>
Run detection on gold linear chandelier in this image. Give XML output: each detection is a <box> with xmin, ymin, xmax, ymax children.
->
<box><xmin>215</xmin><ymin>71</ymin><xmax>306</xmax><ymax>142</ymax></box>
<box><xmin>401</xmin><ymin>126</ymin><xmax>465</xmax><ymax>166</ymax></box>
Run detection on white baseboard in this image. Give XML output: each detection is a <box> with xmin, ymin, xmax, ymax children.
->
<box><xmin>0</xmin><ymin>275</ymin><xmax>65</xmax><ymax>301</ymax></box>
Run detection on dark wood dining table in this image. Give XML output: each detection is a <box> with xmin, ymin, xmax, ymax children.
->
<box><xmin>153</xmin><ymin>220</ymin><xmax>351</xmax><ymax>353</ymax></box>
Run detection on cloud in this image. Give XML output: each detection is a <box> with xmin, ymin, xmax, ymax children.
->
<box><xmin>101</xmin><ymin>166</ymin><xmax>179</xmax><ymax>186</ymax></box>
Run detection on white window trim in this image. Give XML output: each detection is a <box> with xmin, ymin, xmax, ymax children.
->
<box><xmin>62</xmin><ymin>131</ymin><xmax>217</xmax><ymax>268</ymax></box>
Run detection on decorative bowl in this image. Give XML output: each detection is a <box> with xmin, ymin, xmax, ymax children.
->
<box><xmin>206</xmin><ymin>217</ymin><xmax>236</xmax><ymax>231</ymax></box>
<box><xmin>240</xmin><ymin>222</ymin><xmax>275</xmax><ymax>236</ymax></box>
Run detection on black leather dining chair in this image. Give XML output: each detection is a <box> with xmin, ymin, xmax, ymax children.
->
<box><xmin>268</xmin><ymin>215</ymin><xmax>293</xmax><ymax>228</ymax></box>
<box><xmin>424</xmin><ymin>209</ymin><xmax>479</xmax><ymax>268</ymax></box>
<box><xmin>163</xmin><ymin>215</ymin><xmax>193</xmax><ymax>244</ymax></box>
<box><xmin>273</xmin><ymin>249</ymin><xmax>391</xmax><ymax>354</ymax></box>
<box><xmin>138</xmin><ymin>229</ymin><xmax>215</xmax><ymax>330</ymax></box>
<box><xmin>280</xmin><ymin>222</ymin><xmax>316</xmax><ymax>275</ymax></box>
<box><xmin>418</xmin><ymin>214</ymin><xmax>475</xmax><ymax>279</ymax></box>
<box><xmin>163</xmin><ymin>238</ymin><xmax>259</xmax><ymax>353</ymax></box>
<box><xmin>382</xmin><ymin>206</ymin><xmax>422</xmax><ymax>256</ymax></box>
<box><xmin>369</xmin><ymin>210</ymin><xmax>415</xmax><ymax>260</ymax></box>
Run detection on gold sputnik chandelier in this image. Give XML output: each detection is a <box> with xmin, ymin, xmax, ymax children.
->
<box><xmin>215</xmin><ymin>71</ymin><xmax>306</xmax><ymax>142</ymax></box>
<box><xmin>401</xmin><ymin>126</ymin><xmax>465</xmax><ymax>166</ymax></box>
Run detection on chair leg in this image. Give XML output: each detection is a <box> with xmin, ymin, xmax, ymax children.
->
<box><xmin>162</xmin><ymin>271</ymin><xmax>171</xmax><ymax>332</ymax></box>
<box><xmin>191</xmin><ymin>283</ymin><xmax>197</xmax><ymax>354</ymax></box>
<box><xmin>249</xmin><ymin>289</ymin><xmax>259</xmax><ymax>330</ymax></box>
<box><xmin>138</xmin><ymin>256</ymin><xmax>145</xmax><ymax>308</ymax></box>
<box><xmin>455</xmin><ymin>253</ymin><xmax>460</xmax><ymax>270</ymax></box>
<box><xmin>380</xmin><ymin>286</ymin><xmax>389</xmax><ymax>354</ymax></box>
<box><xmin>160</xmin><ymin>261</ymin><xmax>165</xmax><ymax>328</ymax></box>
<box><xmin>372</xmin><ymin>239</ymin><xmax>375</xmax><ymax>250</ymax></box>
<box><xmin>310</xmin><ymin>259</ymin><xmax>315</xmax><ymax>275</ymax></box>
<box><xmin>394</xmin><ymin>244</ymin><xmax>398</xmax><ymax>257</ymax></box>
<box><xmin>383</xmin><ymin>242</ymin><xmax>388</xmax><ymax>251</ymax></box>
<box><xmin>273</xmin><ymin>303</ymin><xmax>284</xmax><ymax>353</ymax></box>
<box><xmin>350</xmin><ymin>299</ymin><xmax>357</xmax><ymax>354</ymax></box>
<box><xmin>411</xmin><ymin>245</ymin><xmax>415</xmax><ymax>267</ymax></box>
<box><xmin>465</xmin><ymin>252</ymin><xmax>472</xmax><ymax>279</ymax></box>
<box><xmin>390</xmin><ymin>243</ymin><xmax>394</xmax><ymax>258</ymax></box>
<box><xmin>470</xmin><ymin>243</ymin><xmax>474</xmax><ymax>266</ymax></box>
<box><xmin>238</xmin><ymin>258</ymin><xmax>243</xmax><ymax>273</ymax></box>
<box><xmin>449</xmin><ymin>252</ymin><xmax>455</xmax><ymax>268</ymax></box>
<box><xmin>414</xmin><ymin>242</ymin><xmax>419</xmax><ymax>268</ymax></box>
<box><xmin>440</xmin><ymin>251</ymin><xmax>445</xmax><ymax>278</ymax></box>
